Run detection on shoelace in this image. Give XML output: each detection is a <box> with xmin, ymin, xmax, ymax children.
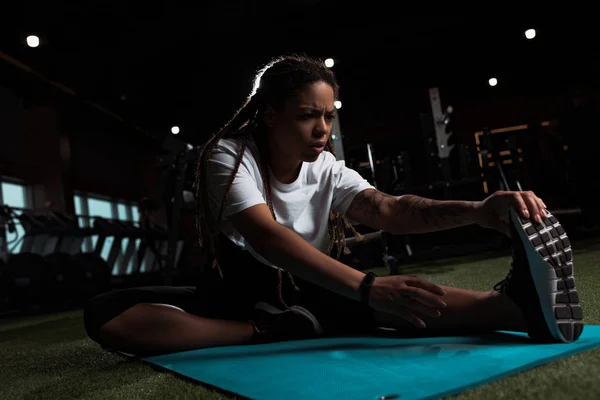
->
<box><xmin>493</xmin><ymin>262</ymin><xmax>514</xmax><ymax>292</ymax></box>
<box><xmin>277</xmin><ymin>267</ymin><xmax>300</xmax><ymax>309</ymax></box>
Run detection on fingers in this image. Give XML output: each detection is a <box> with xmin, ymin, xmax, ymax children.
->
<box><xmin>522</xmin><ymin>192</ymin><xmax>542</xmax><ymax>223</ymax></box>
<box><xmin>405</xmin><ymin>276</ymin><xmax>447</xmax><ymax>297</ymax></box>
<box><xmin>535</xmin><ymin>196</ymin><xmax>547</xmax><ymax>216</ymax></box>
<box><xmin>395</xmin><ymin>298</ymin><xmax>445</xmax><ymax>328</ymax></box>
<box><xmin>405</xmin><ymin>297</ymin><xmax>443</xmax><ymax>318</ymax></box>
<box><xmin>511</xmin><ymin>192</ymin><xmax>529</xmax><ymax>219</ymax></box>
<box><xmin>520</xmin><ymin>191</ymin><xmax>546</xmax><ymax>223</ymax></box>
<box><xmin>403</xmin><ymin>285</ymin><xmax>447</xmax><ymax>309</ymax></box>
<box><xmin>499</xmin><ymin>190</ymin><xmax>548</xmax><ymax>223</ymax></box>
<box><xmin>374</xmin><ymin>276</ymin><xmax>450</xmax><ymax>328</ymax></box>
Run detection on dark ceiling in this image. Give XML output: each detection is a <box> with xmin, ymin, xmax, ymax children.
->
<box><xmin>2</xmin><ymin>3</ymin><xmax>598</xmax><ymax>147</ymax></box>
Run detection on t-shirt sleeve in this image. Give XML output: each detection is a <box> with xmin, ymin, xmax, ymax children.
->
<box><xmin>206</xmin><ymin>140</ymin><xmax>266</xmax><ymax>222</ymax></box>
<box><xmin>329</xmin><ymin>157</ymin><xmax>376</xmax><ymax>214</ymax></box>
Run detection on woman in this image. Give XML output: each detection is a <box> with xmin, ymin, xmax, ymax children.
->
<box><xmin>84</xmin><ymin>54</ymin><xmax>582</xmax><ymax>356</ymax></box>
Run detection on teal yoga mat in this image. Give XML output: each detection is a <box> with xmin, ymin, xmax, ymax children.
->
<box><xmin>142</xmin><ymin>325</ymin><xmax>600</xmax><ymax>400</ymax></box>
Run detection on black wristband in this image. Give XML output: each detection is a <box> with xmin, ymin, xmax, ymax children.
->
<box><xmin>360</xmin><ymin>272</ymin><xmax>377</xmax><ymax>304</ymax></box>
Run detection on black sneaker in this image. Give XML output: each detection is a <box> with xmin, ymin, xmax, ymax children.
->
<box><xmin>250</xmin><ymin>302</ymin><xmax>323</xmax><ymax>344</ymax></box>
<box><xmin>494</xmin><ymin>208</ymin><xmax>584</xmax><ymax>343</ymax></box>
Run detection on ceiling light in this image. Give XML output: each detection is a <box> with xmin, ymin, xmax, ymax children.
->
<box><xmin>26</xmin><ymin>35</ymin><xmax>39</xmax><ymax>48</ymax></box>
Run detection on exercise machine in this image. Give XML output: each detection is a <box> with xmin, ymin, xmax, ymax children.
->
<box><xmin>143</xmin><ymin>135</ymin><xmax>198</xmax><ymax>285</ymax></box>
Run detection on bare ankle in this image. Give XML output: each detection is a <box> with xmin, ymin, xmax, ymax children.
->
<box><xmin>489</xmin><ymin>290</ymin><xmax>528</xmax><ymax>332</ymax></box>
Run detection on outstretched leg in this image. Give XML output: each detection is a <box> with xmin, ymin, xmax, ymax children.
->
<box><xmin>376</xmin><ymin>208</ymin><xmax>583</xmax><ymax>343</ymax></box>
<box><xmin>374</xmin><ymin>286</ymin><xmax>527</xmax><ymax>335</ymax></box>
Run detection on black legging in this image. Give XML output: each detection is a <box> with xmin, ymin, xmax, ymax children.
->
<box><xmin>83</xmin><ymin>234</ymin><xmax>376</xmax><ymax>344</ymax></box>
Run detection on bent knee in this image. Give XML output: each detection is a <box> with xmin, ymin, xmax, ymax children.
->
<box><xmin>89</xmin><ymin>303</ymin><xmax>188</xmax><ymax>346</ymax></box>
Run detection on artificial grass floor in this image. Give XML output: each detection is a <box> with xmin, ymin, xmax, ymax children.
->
<box><xmin>1</xmin><ymin>238</ymin><xmax>600</xmax><ymax>399</ymax></box>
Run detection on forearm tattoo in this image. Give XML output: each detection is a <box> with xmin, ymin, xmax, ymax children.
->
<box><xmin>349</xmin><ymin>189</ymin><xmax>395</xmax><ymax>227</ymax></box>
<box><xmin>348</xmin><ymin>190</ymin><xmax>476</xmax><ymax>232</ymax></box>
<box><xmin>394</xmin><ymin>194</ymin><xmax>474</xmax><ymax>229</ymax></box>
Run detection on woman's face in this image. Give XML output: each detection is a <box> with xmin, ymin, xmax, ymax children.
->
<box><xmin>266</xmin><ymin>81</ymin><xmax>337</xmax><ymax>163</ymax></box>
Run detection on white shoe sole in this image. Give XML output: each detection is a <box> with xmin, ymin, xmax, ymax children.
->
<box><xmin>510</xmin><ymin>208</ymin><xmax>584</xmax><ymax>342</ymax></box>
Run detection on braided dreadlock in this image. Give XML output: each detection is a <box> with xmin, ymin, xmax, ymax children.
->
<box><xmin>195</xmin><ymin>54</ymin><xmax>361</xmax><ymax>305</ymax></box>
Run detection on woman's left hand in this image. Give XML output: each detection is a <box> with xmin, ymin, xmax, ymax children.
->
<box><xmin>473</xmin><ymin>190</ymin><xmax>548</xmax><ymax>236</ymax></box>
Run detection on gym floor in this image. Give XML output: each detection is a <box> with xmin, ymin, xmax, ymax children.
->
<box><xmin>2</xmin><ymin>237</ymin><xmax>600</xmax><ymax>400</ymax></box>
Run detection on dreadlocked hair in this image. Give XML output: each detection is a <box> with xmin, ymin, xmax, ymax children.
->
<box><xmin>194</xmin><ymin>54</ymin><xmax>362</xmax><ymax>306</ymax></box>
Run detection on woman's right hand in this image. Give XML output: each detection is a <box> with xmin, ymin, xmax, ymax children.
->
<box><xmin>368</xmin><ymin>275</ymin><xmax>447</xmax><ymax>328</ymax></box>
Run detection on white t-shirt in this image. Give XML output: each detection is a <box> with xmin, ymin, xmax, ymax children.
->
<box><xmin>206</xmin><ymin>137</ymin><xmax>375</xmax><ymax>268</ymax></box>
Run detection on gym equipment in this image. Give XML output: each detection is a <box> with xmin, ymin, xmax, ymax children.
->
<box><xmin>340</xmin><ymin>230</ymin><xmax>401</xmax><ymax>275</ymax></box>
<box><xmin>142</xmin><ymin>135</ymin><xmax>197</xmax><ymax>285</ymax></box>
<box><xmin>0</xmin><ymin>207</ymin><xmax>50</xmax><ymax>311</ymax></box>
<box><xmin>382</xmin><ymin>233</ymin><xmax>401</xmax><ymax>274</ymax></box>
<box><xmin>0</xmin><ymin>258</ymin><xmax>4</xmax><ymax>307</ymax></box>
<box><xmin>36</xmin><ymin>211</ymin><xmax>83</xmax><ymax>307</ymax></box>
<box><xmin>341</xmin><ymin>138</ymin><xmax>489</xmax><ymax>269</ymax></box>
<box><xmin>0</xmin><ymin>209</ymin><xmax>112</xmax><ymax>310</ymax></box>
<box><xmin>0</xmin><ymin>252</ymin><xmax>47</xmax><ymax>311</ymax></box>
<box><xmin>137</xmin><ymin>325</ymin><xmax>600</xmax><ymax>400</ymax></box>
<box><xmin>475</xmin><ymin>122</ymin><xmax>582</xmax><ymax>217</ymax></box>
<box><xmin>478</xmin><ymin>127</ymin><xmax>525</xmax><ymax>193</ymax></box>
<box><xmin>418</xmin><ymin>88</ymin><xmax>483</xmax><ymax>199</ymax></box>
<box><xmin>47</xmin><ymin>211</ymin><xmax>84</xmax><ymax>255</ymax></box>
<box><xmin>95</xmin><ymin>218</ymin><xmax>141</xmax><ymax>277</ymax></box>
<box><xmin>16</xmin><ymin>210</ymin><xmax>51</xmax><ymax>255</ymax></box>
<box><xmin>91</xmin><ymin>217</ymin><xmax>137</xmax><ymax>288</ymax></box>
<box><xmin>388</xmin><ymin>151</ymin><xmax>413</xmax><ymax>194</ymax></box>
<box><xmin>69</xmin><ymin>252</ymin><xmax>112</xmax><ymax>304</ymax></box>
<box><xmin>137</xmin><ymin>222</ymin><xmax>183</xmax><ymax>277</ymax></box>
<box><xmin>0</xmin><ymin>205</ymin><xmax>18</xmax><ymax>262</ymax></box>
<box><xmin>36</xmin><ymin>211</ymin><xmax>109</xmax><ymax>306</ymax></box>
<box><xmin>429</xmin><ymin>87</ymin><xmax>454</xmax><ymax>180</ymax></box>
<box><xmin>0</xmin><ymin>209</ymin><xmax>119</xmax><ymax>311</ymax></box>
<box><xmin>0</xmin><ymin>200</ymin><xmax>183</xmax><ymax>313</ymax></box>
<box><xmin>330</xmin><ymin>110</ymin><xmax>346</xmax><ymax>160</ymax></box>
<box><xmin>420</xmin><ymin>88</ymin><xmax>455</xmax><ymax>192</ymax></box>
<box><xmin>91</xmin><ymin>216</ymin><xmax>178</xmax><ymax>288</ymax></box>
<box><xmin>366</xmin><ymin>143</ymin><xmax>377</xmax><ymax>188</ymax></box>
<box><xmin>41</xmin><ymin>252</ymin><xmax>80</xmax><ymax>308</ymax></box>
<box><xmin>39</xmin><ymin>212</ymin><xmax>113</xmax><ymax>305</ymax></box>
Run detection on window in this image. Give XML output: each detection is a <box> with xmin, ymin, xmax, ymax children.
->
<box><xmin>0</xmin><ymin>178</ymin><xmax>32</xmax><ymax>255</ymax></box>
<box><xmin>74</xmin><ymin>193</ymin><xmax>142</xmax><ymax>275</ymax></box>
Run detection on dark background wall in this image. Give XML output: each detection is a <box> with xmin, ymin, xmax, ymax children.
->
<box><xmin>0</xmin><ymin>77</ymin><xmax>587</xmax><ymax>208</ymax></box>
<box><xmin>0</xmin><ymin>61</ymin><xmax>597</xmax><ymax>274</ymax></box>
<box><xmin>0</xmin><ymin>84</ymin><xmax>164</xmax><ymax>213</ymax></box>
